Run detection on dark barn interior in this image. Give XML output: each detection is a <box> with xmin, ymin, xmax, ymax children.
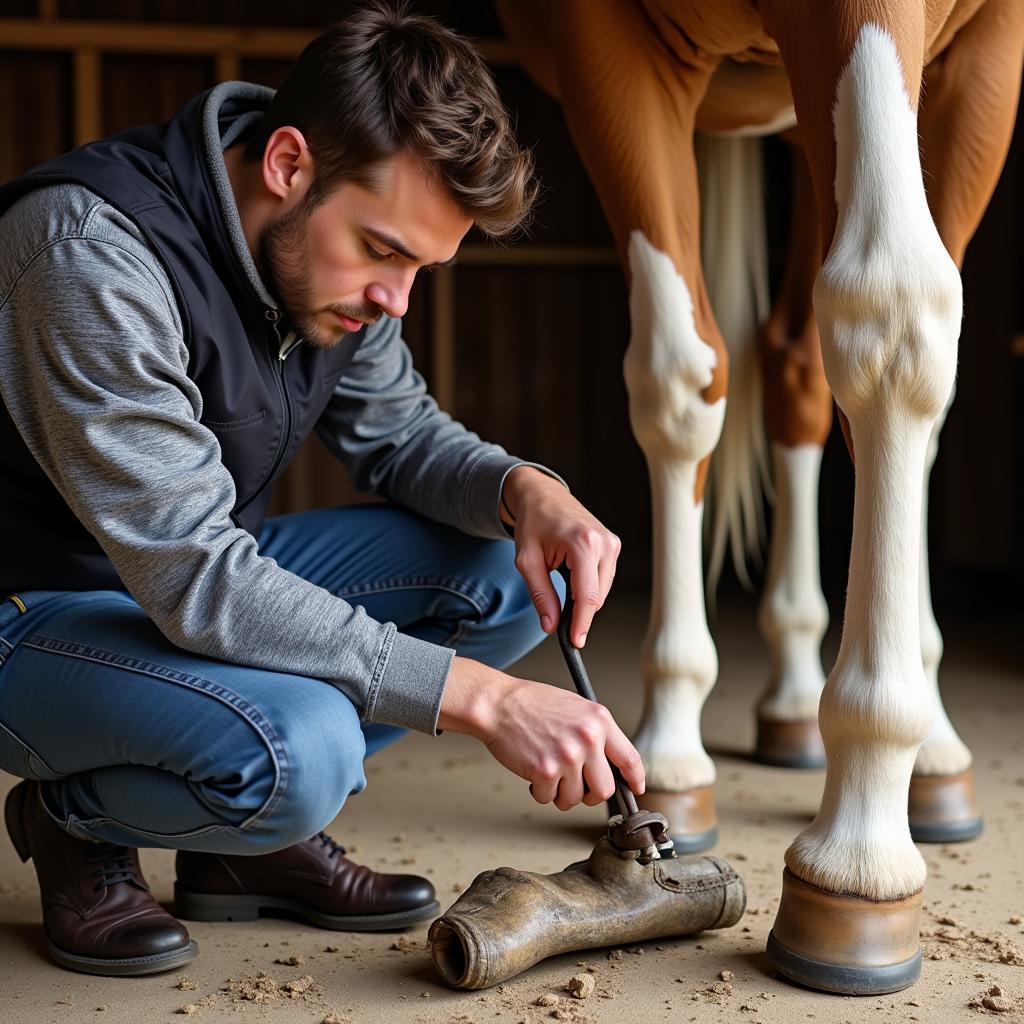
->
<box><xmin>1</xmin><ymin>3</ymin><xmax>1022</xmax><ymax>1021</ymax></box>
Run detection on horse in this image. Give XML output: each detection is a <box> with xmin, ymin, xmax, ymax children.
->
<box><xmin>498</xmin><ymin>0</ymin><xmax>1024</xmax><ymax>995</ymax></box>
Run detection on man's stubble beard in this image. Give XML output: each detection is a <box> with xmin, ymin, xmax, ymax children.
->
<box><xmin>258</xmin><ymin>201</ymin><xmax>382</xmax><ymax>350</ymax></box>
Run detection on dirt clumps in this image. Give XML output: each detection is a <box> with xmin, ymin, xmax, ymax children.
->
<box><xmin>282</xmin><ymin>974</ymin><xmax>315</xmax><ymax>997</ymax></box>
<box><xmin>922</xmin><ymin>913</ymin><xmax>1024</xmax><ymax>967</ymax></box>
<box><xmin>389</xmin><ymin>935</ymin><xmax>422</xmax><ymax>953</ymax></box>
<box><xmin>567</xmin><ymin>973</ymin><xmax>595</xmax><ymax>999</ymax></box>
<box><xmin>173</xmin><ymin>969</ymin><xmax>326</xmax><ymax>1015</ymax></box>
<box><xmin>175</xmin><ymin>995</ymin><xmax>217</xmax><ymax>1016</ymax></box>
<box><xmin>274</xmin><ymin>954</ymin><xmax>305</xmax><ymax>966</ymax></box>
<box><xmin>969</xmin><ymin>984</ymin><xmax>1021</xmax><ymax>1015</ymax></box>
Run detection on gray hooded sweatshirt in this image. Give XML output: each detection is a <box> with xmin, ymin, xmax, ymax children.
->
<box><xmin>0</xmin><ymin>83</ymin><xmax>564</xmax><ymax>736</ymax></box>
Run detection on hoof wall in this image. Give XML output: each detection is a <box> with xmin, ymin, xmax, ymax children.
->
<box><xmin>768</xmin><ymin>869</ymin><xmax>922</xmax><ymax>995</ymax></box>
<box><xmin>670</xmin><ymin>824</ymin><xmax>718</xmax><ymax>854</ymax></box>
<box><xmin>909</xmin><ymin>770</ymin><xmax>982</xmax><ymax>844</ymax></box>
<box><xmin>611</xmin><ymin>786</ymin><xmax>718</xmax><ymax>853</ymax></box>
<box><xmin>753</xmin><ymin>717</ymin><xmax>826</xmax><ymax>769</ymax></box>
<box><xmin>767</xmin><ymin>931</ymin><xmax>922</xmax><ymax>995</ymax></box>
<box><xmin>910</xmin><ymin>817</ymin><xmax>983</xmax><ymax>844</ymax></box>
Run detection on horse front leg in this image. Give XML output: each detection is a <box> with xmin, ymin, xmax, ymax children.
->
<box><xmin>549</xmin><ymin>2</ymin><xmax>725</xmax><ymax>850</ymax></box>
<box><xmin>763</xmin><ymin>3</ymin><xmax>960</xmax><ymax>993</ymax></box>
<box><xmin>624</xmin><ymin>233</ymin><xmax>727</xmax><ymax>852</ymax></box>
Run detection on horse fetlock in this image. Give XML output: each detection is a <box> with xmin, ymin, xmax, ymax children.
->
<box><xmin>915</xmin><ymin>715</ymin><xmax>972</xmax><ymax>777</ymax></box>
<box><xmin>818</xmin><ymin>662</ymin><xmax>935</xmax><ymax>753</ymax></box>
<box><xmin>634</xmin><ymin>741</ymin><xmax>716</xmax><ymax>794</ymax></box>
<box><xmin>786</xmin><ymin>813</ymin><xmax>927</xmax><ymax>902</ymax></box>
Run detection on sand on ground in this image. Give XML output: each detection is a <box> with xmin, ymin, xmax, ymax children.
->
<box><xmin>1</xmin><ymin>588</ymin><xmax>1021</xmax><ymax>1024</ymax></box>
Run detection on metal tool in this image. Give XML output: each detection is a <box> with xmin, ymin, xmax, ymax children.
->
<box><xmin>554</xmin><ymin>564</ymin><xmax>674</xmax><ymax>864</ymax></box>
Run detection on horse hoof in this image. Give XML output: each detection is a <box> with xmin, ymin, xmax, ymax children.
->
<box><xmin>909</xmin><ymin>769</ymin><xmax>983</xmax><ymax>844</ymax></box>
<box><xmin>767</xmin><ymin>869</ymin><xmax>922</xmax><ymax>995</ymax></box>
<box><xmin>753</xmin><ymin>716</ymin><xmax>826</xmax><ymax>768</ymax></box>
<box><xmin>629</xmin><ymin>786</ymin><xmax>718</xmax><ymax>853</ymax></box>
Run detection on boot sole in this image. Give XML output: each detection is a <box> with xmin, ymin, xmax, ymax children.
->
<box><xmin>174</xmin><ymin>885</ymin><xmax>440</xmax><ymax>931</ymax></box>
<box><xmin>48</xmin><ymin>938</ymin><xmax>199</xmax><ymax>977</ymax></box>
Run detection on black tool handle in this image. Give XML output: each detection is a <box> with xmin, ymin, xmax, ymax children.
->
<box><xmin>555</xmin><ymin>563</ymin><xmax>638</xmax><ymax>819</ymax></box>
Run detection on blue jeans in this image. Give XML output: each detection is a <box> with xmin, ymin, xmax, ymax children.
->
<box><xmin>0</xmin><ymin>505</ymin><xmax>556</xmax><ymax>854</ymax></box>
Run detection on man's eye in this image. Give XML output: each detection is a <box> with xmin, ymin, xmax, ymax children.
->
<box><xmin>365</xmin><ymin>243</ymin><xmax>392</xmax><ymax>262</ymax></box>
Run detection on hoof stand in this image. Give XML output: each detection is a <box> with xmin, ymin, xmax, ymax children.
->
<box><xmin>909</xmin><ymin>769</ymin><xmax>983</xmax><ymax>844</ymax></box>
<box><xmin>753</xmin><ymin>717</ymin><xmax>826</xmax><ymax>769</ymax></box>
<box><xmin>767</xmin><ymin>869</ymin><xmax>922</xmax><ymax>995</ymax></box>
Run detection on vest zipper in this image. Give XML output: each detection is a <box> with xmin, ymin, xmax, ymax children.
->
<box><xmin>233</xmin><ymin>308</ymin><xmax>293</xmax><ymax>520</ymax></box>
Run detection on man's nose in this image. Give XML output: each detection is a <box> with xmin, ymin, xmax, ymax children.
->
<box><xmin>366</xmin><ymin>272</ymin><xmax>415</xmax><ymax>320</ymax></box>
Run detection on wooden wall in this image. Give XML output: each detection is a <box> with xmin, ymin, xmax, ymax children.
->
<box><xmin>1</xmin><ymin>2</ymin><xmax>1022</xmax><ymax>602</ymax></box>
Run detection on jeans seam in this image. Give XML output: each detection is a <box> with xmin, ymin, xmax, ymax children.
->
<box><xmin>336</xmin><ymin>576</ymin><xmax>488</xmax><ymax>617</ymax></box>
<box><xmin>67</xmin><ymin>814</ymin><xmax>242</xmax><ymax>844</ymax></box>
<box><xmin>0</xmin><ymin>718</ymin><xmax>59</xmax><ymax>779</ymax></box>
<box><xmin>21</xmin><ymin>634</ymin><xmax>289</xmax><ymax>834</ymax></box>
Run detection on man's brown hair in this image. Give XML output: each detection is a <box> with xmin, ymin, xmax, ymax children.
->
<box><xmin>244</xmin><ymin>1</ymin><xmax>537</xmax><ymax>238</ymax></box>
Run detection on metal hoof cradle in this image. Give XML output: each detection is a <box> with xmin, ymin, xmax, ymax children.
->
<box><xmin>753</xmin><ymin>717</ymin><xmax>827</xmax><ymax>769</ymax></box>
<box><xmin>635</xmin><ymin>786</ymin><xmax>718</xmax><ymax>854</ymax></box>
<box><xmin>767</xmin><ymin>869</ymin><xmax>923</xmax><ymax>996</ymax></box>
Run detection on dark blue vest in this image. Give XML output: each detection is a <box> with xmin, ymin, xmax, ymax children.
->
<box><xmin>0</xmin><ymin>89</ymin><xmax>366</xmax><ymax>591</ymax></box>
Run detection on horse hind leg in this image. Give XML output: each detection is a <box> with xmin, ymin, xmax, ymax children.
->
<box><xmin>907</xmin><ymin>0</ymin><xmax>1024</xmax><ymax>846</ymax></box>
<box><xmin>907</xmin><ymin>401</ymin><xmax>983</xmax><ymax>842</ymax></box>
<box><xmin>753</xmin><ymin>141</ymin><xmax>832</xmax><ymax>769</ymax></box>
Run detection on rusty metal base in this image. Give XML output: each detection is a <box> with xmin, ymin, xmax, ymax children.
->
<box><xmin>767</xmin><ymin>869</ymin><xmax>923</xmax><ymax>995</ymax></box>
<box><xmin>909</xmin><ymin>769</ymin><xmax>983</xmax><ymax>844</ymax></box>
<box><xmin>753</xmin><ymin>716</ymin><xmax>826</xmax><ymax>769</ymax></box>
<box><xmin>621</xmin><ymin>786</ymin><xmax>718</xmax><ymax>854</ymax></box>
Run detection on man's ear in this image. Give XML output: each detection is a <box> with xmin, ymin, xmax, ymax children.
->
<box><xmin>261</xmin><ymin>126</ymin><xmax>314</xmax><ymax>202</ymax></box>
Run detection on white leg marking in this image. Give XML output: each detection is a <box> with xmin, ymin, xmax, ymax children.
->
<box><xmin>787</xmin><ymin>26</ymin><xmax>962</xmax><ymax>901</ymax></box>
<box><xmin>757</xmin><ymin>444</ymin><xmax>828</xmax><ymax>721</ymax></box>
<box><xmin>915</xmin><ymin>403</ymin><xmax>972</xmax><ymax>775</ymax></box>
<box><xmin>624</xmin><ymin>231</ymin><xmax>726</xmax><ymax>792</ymax></box>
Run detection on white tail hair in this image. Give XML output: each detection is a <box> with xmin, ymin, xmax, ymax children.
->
<box><xmin>695</xmin><ymin>133</ymin><xmax>771</xmax><ymax>592</ymax></box>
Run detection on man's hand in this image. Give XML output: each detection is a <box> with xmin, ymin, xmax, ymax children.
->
<box><xmin>501</xmin><ymin>466</ymin><xmax>621</xmax><ymax>648</ymax></box>
<box><xmin>438</xmin><ymin>656</ymin><xmax>645</xmax><ymax>811</ymax></box>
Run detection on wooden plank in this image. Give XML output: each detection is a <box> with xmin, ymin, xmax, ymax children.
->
<box><xmin>457</xmin><ymin>245</ymin><xmax>619</xmax><ymax>267</ymax></box>
<box><xmin>0</xmin><ymin>19</ymin><xmax>513</xmax><ymax>63</ymax></box>
<box><xmin>72</xmin><ymin>48</ymin><xmax>101</xmax><ymax>146</ymax></box>
<box><xmin>430</xmin><ymin>267</ymin><xmax>456</xmax><ymax>412</ymax></box>
<box><xmin>216</xmin><ymin>51</ymin><xmax>240</xmax><ymax>83</ymax></box>
<box><xmin>37</xmin><ymin>0</ymin><xmax>58</xmax><ymax>18</ymax></box>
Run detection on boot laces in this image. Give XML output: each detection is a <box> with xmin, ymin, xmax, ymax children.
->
<box><xmin>83</xmin><ymin>842</ymin><xmax>141</xmax><ymax>892</ymax></box>
<box><xmin>315</xmin><ymin>831</ymin><xmax>346</xmax><ymax>859</ymax></box>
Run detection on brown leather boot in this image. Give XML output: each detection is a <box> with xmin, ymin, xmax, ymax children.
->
<box><xmin>174</xmin><ymin>830</ymin><xmax>439</xmax><ymax>930</ymax></box>
<box><xmin>4</xmin><ymin>779</ymin><xmax>197</xmax><ymax>976</ymax></box>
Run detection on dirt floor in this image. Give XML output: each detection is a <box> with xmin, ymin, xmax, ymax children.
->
<box><xmin>1</xmin><ymin>587</ymin><xmax>1022</xmax><ymax>1024</ymax></box>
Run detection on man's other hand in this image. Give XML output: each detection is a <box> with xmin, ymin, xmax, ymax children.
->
<box><xmin>437</xmin><ymin>656</ymin><xmax>645</xmax><ymax>811</ymax></box>
<box><xmin>501</xmin><ymin>466</ymin><xmax>621</xmax><ymax>648</ymax></box>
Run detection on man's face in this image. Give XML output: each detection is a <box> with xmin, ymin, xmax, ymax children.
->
<box><xmin>257</xmin><ymin>150</ymin><xmax>472</xmax><ymax>348</ymax></box>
